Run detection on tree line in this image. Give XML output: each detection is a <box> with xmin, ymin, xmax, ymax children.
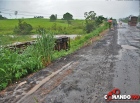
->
<box><xmin>0</xmin><ymin>15</ymin><xmax>7</xmax><ymax>20</ymax></box>
<box><xmin>34</xmin><ymin>12</ymin><xmax>73</xmax><ymax>23</ymax></box>
<box><xmin>0</xmin><ymin>11</ymin><xmax>108</xmax><ymax>34</ymax></box>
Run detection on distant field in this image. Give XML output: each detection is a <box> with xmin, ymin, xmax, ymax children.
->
<box><xmin>0</xmin><ymin>18</ymin><xmax>85</xmax><ymax>45</ymax></box>
<box><xmin>0</xmin><ymin>18</ymin><xmax>85</xmax><ymax>35</ymax></box>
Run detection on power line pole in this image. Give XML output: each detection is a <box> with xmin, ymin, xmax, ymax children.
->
<box><xmin>15</xmin><ymin>11</ymin><xmax>18</xmax><ymax>19</ymax></box>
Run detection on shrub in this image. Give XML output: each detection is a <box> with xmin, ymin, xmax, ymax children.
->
<box><xmin>84</xmin><ymin>22</ymin><xmax>95</xmax><ymax>33</ymax></box>
<box><xmin>36</xmin><ymin>26</ymin><xmax>46</xmax><ymax>34</ymax></box>
<box><xmin>14</xmin><ymin>19</ymin><xmax>33</xmax><ymax>35</ymax></box>
<box><xmin>50</xmin><ymin>14</ymin><xmax>57</xmax><ymax>21</ymax></box>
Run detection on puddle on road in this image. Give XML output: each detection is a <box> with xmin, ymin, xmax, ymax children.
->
<box><xmin>121</xmin><ymin>45</ymin><xmax>138</xmax><ymax>50</ymax></box>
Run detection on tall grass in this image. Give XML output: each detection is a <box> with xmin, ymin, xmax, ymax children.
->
<box><xmin>0</xmin><ymin>47</ymin><xmax>43</xmax><ymax>90</ymax></box>
<box><xmin>0</xmin><ymin>29</ymin><xmax>55</xmax><ymax>90</ymax></box>
<box><xmin>35</xmin><ymin>29</ymin><xmax>55</xmax><ymax>66</ymax></box>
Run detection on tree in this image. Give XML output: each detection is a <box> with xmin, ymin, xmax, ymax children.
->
<box><xmin>84</xmin><ymin>11</ymin><xmax>96</xmax><ymax>21</ymax></box>
<box><xmin>95</xmin><ymin>15</ymin><xmax>105</xmax><ymax>27</ymax></box>
<box><xmin>63</xmin><ymin>12</ymin><xmax>73</xmax><ymax>25</ymax></box>
<box><xmin>15</xmin><ymin>11</ymin><xmax>18</xmax><ymax>19</ymax></box>
<box><xmin>84</xmin><ymin>11</ymin><xmax>96</xmax><ymax>33</ymax></box>
<box><xmin>0</xmin><ymin>15</ymin><xmax>7</xmax><ymax>20</ymax></box>
<box><xmin>63</xmin><ymin>12</ymin><xmax>73</xmax><ymax>20</ymax></box>
<box><xmin>50</xmin><ymin>14</ymin><xmax>57</xmax><ymax>21</ymax></box>
<box><xmin>34</xmin><ymin>16</ymin><xmax>44</xmax><ymax>18</ymax></box>
<box><xmin>110</xmin><ymin>17</ymin><xmax>113</xmax><ymax>20</ymax></box>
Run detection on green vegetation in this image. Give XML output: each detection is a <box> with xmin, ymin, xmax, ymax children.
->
<box><xmin>84</xmin><ymin>11</ymin><xmax>106</xmax><ymax>33</ymax></box>
<box><xmin>0</xmin><ymin>10</ymin><xmax>109</xmax><ymax>90</ymax></box>
<box><xmin>63</xmin><ymin>12</ymin><xmax>73</xmax><ymax>25</ymax></box>
<box><xmin>50</xmin><ymin>14</ymin><xmax>57</xmax><ymax>21</ymax></box>
<box><xmin>14</xmin><ymin>19</ymin><xmax>33</xmax><ymax>35</ymax></box>
<box><xmin>0</xmin><ymin>21</ymin><xmax>108</xmax><ymax>90</ymax></box>
<box><xmin>0</xmin><ymin>18</ymin><xmax>85</xmax><ymax>45</ymax></box>
<box><xmin>0</xmin><ymin>15</ymin><xmax>7</xmax><ymax>20</ymax></box>
<box><xmin>0</xmin><ymin>47</ymin><xmax>43</xmax><ymax>90</ymax></box>
<box><xmin>63</xmin><ymin>12</ymin><xmax>73</xmax><ymax>20</ymax></box>
<box><xmin>0</xmin><ymin>31</ymin><xmax>55</xmax><ymax>90</ymax></box>
<box><xmin>0</xmin><ymin>18</ymin><xmax>84</xmax><ymax>35</ymax></box>
<box><xmin>0</xmin><ymin>35</ymin><xmax>35</xmax><ymax>45</ymax></box>
<box><xmin>35</xmin><ymin>30</ymin><xmax>55</xmax><ymax>66</ymax></box>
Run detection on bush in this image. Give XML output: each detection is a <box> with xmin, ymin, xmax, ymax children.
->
<box><xmin>14</xmin><ymin>19</ymin><xmax>33</xmax><ymax>35</ymax></box>
<box><xmin>50</xmin><ymin>14</ymin><xmax>57</xmax><ymax>21</ymax></box>
<box><xmin>36</xmin><ymin>26</ymin><xmax>46</xmax><ymax>34</ymax></box>
<box><xmin>84</xmin><ymin>22</ymin><xmax>95</xmax><ymax>33</ymax></box>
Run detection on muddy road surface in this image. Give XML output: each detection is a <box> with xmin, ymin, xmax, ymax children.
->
<box><xmin>0</xmin><ymin>23</ymin><xmax>140</xmax><ymax>103</ymax></box>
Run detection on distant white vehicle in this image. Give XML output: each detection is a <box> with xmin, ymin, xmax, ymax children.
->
<box><xmin>136</xmin><ymin>22</ymin><xmax>140</xmax><ymax>29</ymax></box>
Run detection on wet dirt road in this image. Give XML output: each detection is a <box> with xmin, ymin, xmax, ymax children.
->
<box><xmin>112</xmin><ymin>24</ymin><xmax>140</xmax><ymax>103</ymax></box>
<box><xmin>0</xmin><ymin>23</ymin><xmax>140</xmax><ymax>103</ymax></box>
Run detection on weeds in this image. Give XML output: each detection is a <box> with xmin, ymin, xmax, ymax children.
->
<box><xmin>0</xmin><ymin>22</ymin><xmax>108</xmax><ymax>90</ymax></box>
<box><xmin>36</xmin><ymin>29</ymin><xmax>55</xmax><ymax>66</ymax></box>
<box><xmin>0</xmin><ymin>28</ymin><xmax>55</xmax><ymax>90</ymax></box>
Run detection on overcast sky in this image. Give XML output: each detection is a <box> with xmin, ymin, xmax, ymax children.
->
<box><xmin>0</xmin><ymin>0</ymin><xmax>139</xmax><ymax>19</ymax></box>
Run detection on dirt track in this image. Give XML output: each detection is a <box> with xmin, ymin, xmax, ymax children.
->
<box><xmin>0</xmin><ymin>23</ymin><xmax>140</xmax><ymax>103</ymax></box>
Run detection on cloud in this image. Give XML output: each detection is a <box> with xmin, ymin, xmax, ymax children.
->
<box><xmin>0</xmin><ymin>0</ymin><xmax>139</xmax><ymax>19</ymax></box>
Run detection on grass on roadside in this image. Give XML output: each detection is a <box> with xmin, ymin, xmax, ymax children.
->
<box><xmin>0</xmin><ymin>22</ymin><xmax>108</xmax><ymax>90</ymax></box>
<box><xmin>52</xmin><ymin>22</ymin><xmax>108</xmax><ymax>60</ymax></box>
